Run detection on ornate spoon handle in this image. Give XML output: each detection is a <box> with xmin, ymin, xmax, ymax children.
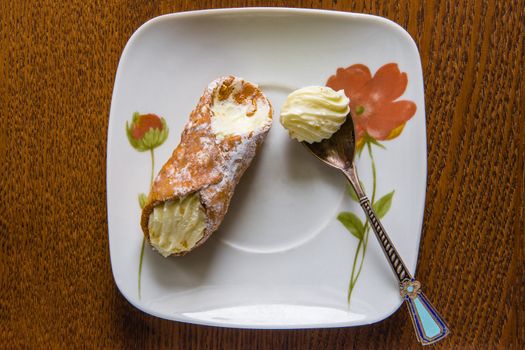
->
<box><xmin>345</xmin><ymin>168</ymin><xmax>449</xmax><ymax>345</ymax></box>
<box><xmin>358</xmin><ymin>197</ymin><xmax>412</xmax><ymax>282</ymax></box>
<box><xmin>359</xmin><ymin>196</ymin><xmax>449</xmax><ymax>345</ymax></box>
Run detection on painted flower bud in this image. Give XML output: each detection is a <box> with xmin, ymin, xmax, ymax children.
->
<box><xmin>126</xmin><ymin>112</ymin><xmax>169</xmax><ymax>151</ymax></box>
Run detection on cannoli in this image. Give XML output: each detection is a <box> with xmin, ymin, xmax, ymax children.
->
<box><xmin>141</xmin><ymin>76</ymin><xmax>273</xmax><ymax>256</ymax></box>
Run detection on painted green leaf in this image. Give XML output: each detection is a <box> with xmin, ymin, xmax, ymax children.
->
<box><xmin>347</xmin><ymin>185</ymin><xmax>359</xmax><ymax>201</ymax></box>
<box><xmin>373</xmin><ymin>190</ymin><xmax>395</xmax><ymax>218</ymax></box>
<box><xmin>138</xmin><ymin>193</ymin><xmax>147</xmax><ymax>209</ymax></box>
<box><xmin>346</xmin><ymin>181</ymin><xmax>366</xmax><ymax>202</ymax></box>
<box><xmin>337</xmin><ymin>212</ymin><xmax>365</xmax><ymax>240</ymax></box>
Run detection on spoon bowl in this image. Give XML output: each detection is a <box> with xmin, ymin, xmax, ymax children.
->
<box><xmin>302</xmin><ymin>114</ymin><xmax>356</xmax><ymax>171</ymax></box>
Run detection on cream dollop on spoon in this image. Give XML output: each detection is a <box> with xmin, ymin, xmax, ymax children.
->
<box><xmin>280</xmin><ymin>86</ymin><xmax>349</xmax><ymax>143</ymax></box>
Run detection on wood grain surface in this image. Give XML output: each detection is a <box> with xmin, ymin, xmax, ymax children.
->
<box><xmin>1</xmin><ymin>1</ymin><xmax>524</xmax><ymax>348</ymax></box>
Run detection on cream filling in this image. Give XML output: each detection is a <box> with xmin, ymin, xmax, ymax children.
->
<box><xmin>210</xmin><ymin>84</ymin><xmax>270</xmax><ymax>139</ymax></box>
<box><xmin>148</xmin><ymin>193</ymin><xmax>207</xmax><ymax>256</ymax></box>
<box><xmin>280</xmin><ymin>86</ymin><xmax>350</xmax><ymax>143</ymax></box>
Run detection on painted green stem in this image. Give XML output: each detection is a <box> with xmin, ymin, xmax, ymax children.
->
<box><xmin>138</xmin><ymin>238</ymin><xmax>145</xmax><ymax>299</ymax></box>
<box><xmin>353</xmin><ymin>143</ymin><xmax>376</xmax><ymax>282</ymax></box>
<box><xmin>149</xmin><ymin>149</ymin><xmax>155</xmax><ymax>187</ymax></box>
<box><xmin>367</xmin><ymin>141</ymin><xmax>377</xmax><ymax>203</ymax></box>
<box><xmin>353</xmin><ymin>221</ymin><xmax>370</xmax><ymax>287</ymax></box>
<box><xmin>347</xmin><ymin>141</ymin><xmax>378</xmax><ymax>303</ymax></box>
<box><xmin>347</xmin><ymin>239</ymin><xmax>363</xmax><ymax>304</ymax></box>
<box><xmin>138</xmin><ymin>148</ymin><xmax>156</xmax><ymax>299</ymax></box>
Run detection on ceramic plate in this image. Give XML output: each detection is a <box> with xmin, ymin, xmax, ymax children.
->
<box><xmin>107</xmin><ymin>8</ymin><xmax>426</xmax><ymax>329</ymax></box>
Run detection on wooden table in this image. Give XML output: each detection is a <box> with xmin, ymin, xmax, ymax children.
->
<box><xmin>2</xmin><ymin>1</ymin><xmax>523</xmax><ymax>348</ymax></box>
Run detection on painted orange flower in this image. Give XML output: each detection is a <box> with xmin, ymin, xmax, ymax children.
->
<box><xmin>326</xmin><ymin>63</ymin><xmax>416</xmax><ymax>149</ymax></box>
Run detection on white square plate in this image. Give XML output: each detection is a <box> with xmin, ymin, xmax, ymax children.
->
<box><xmin>107</xmin><ymin>8</ymin><xmax>426</xmax><ymax>329</ymax></box>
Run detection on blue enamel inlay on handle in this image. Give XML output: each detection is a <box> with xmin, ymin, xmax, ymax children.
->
<box><xmin>413</xmin><ymin>296</ymin><xmax>441</xmax><ymax>337</ymax></box>
<box><xmin>406</xmin><ymin>291</ymin><xmax>448</xmax><ymax>344</ymax></box>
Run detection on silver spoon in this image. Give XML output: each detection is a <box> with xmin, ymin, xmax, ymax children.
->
<box><xmin>303</xmin><ymin>115</ymin><xmax>449</xmax><ymax>345</ymax></box>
